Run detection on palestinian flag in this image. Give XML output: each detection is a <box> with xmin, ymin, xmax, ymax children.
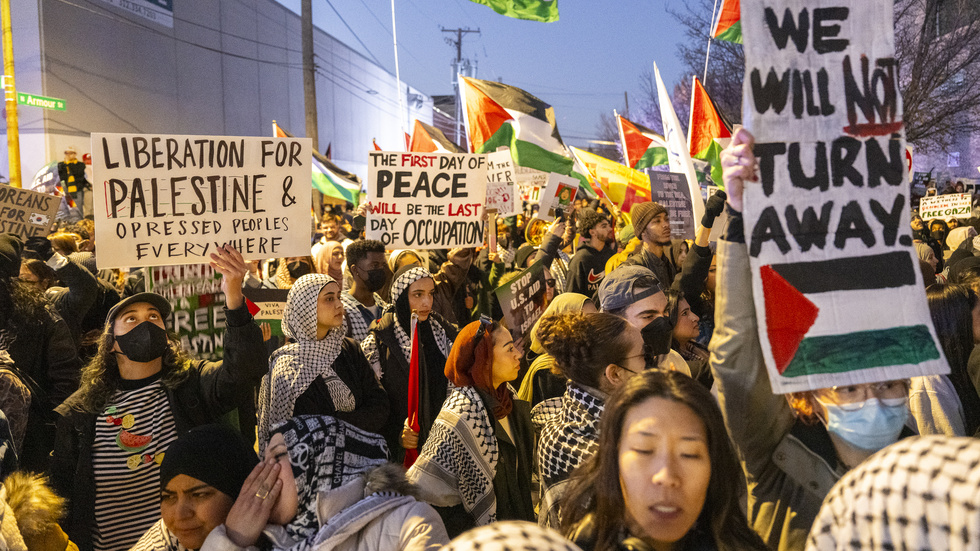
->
<box><xmin>710</xmin><ymin>0</ymin><xmax>742</xmax><ymax>43</ymax></box>
<box><xmin>569</xmin><ymin>147</ymin><xmax>650</xmax><ymax>213</ymax></box>
<box><xmin>459</xmin><ymin>76</ymin><xmax>589</xmax><ymax>189</ymax></box>
<box><xmin>410</xmin><ymin>120</ymin><xmax>464</xmax><ymax>153</ymax></box>
<box><xmin>274</xmin><ymin>122</ymin><xmax>362</xmax><ymax>205</ymax></box>
<box><xmin>688</xmin><ymin>77</ymin><xmax>733</xmax><ymax>188</ymax></box>
<box><xmin>654</xmin><ymin>63</ymin><xmax>706</xmax><ymax>231</ymax></box>
<box><xmin>467</xmin><ymin>0</ymin><xmax>558</xmax><ymax>22</ymax></box>
<box><xmin>617</xmin><ymin>115</ymin><xmax>668</xmax><ymax>170</ymax></box>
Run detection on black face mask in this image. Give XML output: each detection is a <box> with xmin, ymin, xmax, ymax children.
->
<box><xmin>114</xmin><ymin>321</ymin><xmax>170</xmax><ymax>363</ymax></box>
<box><xmin>359</xmin><ymin>267</ymin><xmax>388</xmax><ymax>293</ymax></box>
<box><xmin>641</xmin><ymin>315</ymin><xmax>674</xmax><ymax>357</ymax></box>
<box><xmin>287</xmin><ymin>260</ymin><xmax>312</xmax><ymax>279</ymax></box>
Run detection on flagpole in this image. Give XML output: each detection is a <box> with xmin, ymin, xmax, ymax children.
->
<box><xmin>613</xmin><ymin>109</ymin><xmax>630</xmax><ymax>167</ymax></box>
<box><xmin>703</xmin><ymin>0</ymin><xmax>720</xmax><ymax>84</ymax></box>
<box><xmin>390</xmin><ymin>0</ymin><xmax>407</xmax><ymax>139</ymax></box>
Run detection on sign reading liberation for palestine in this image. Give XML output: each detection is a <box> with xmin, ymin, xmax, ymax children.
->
<box><xmin>92</xmin><ymin>133</ymin><xmax>313</xmax><ymax>269</ymax></box>
<box><xmin>741</xmin><ymin>0</ymin><xmax>946</xmax><ymax>393</ymax></box>
<box><xmin>367</xmin><ymin>151</ymin><xmax>488</xmax><ymax>249</ymax></box>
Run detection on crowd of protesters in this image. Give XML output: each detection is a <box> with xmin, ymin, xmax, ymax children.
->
<box><xmin>1</xmin><ymin>131</ymin><xmax>980</xmax><ymax>551</ymax></box>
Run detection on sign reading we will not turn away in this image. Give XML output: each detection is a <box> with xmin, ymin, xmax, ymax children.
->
<box><xmin>92</xmin><ymin>134</ymin><xmax>312</xmax><ymax>269</ymax></box>
<box><xmin>740</xmin><ymin>0</ymin><xmax>946</xmax><ymax>393</ymax></box>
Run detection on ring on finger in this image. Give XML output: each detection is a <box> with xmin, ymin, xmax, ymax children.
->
<box><xmin>255</xmin><ymin>485</ymin><xmax>271</xmax><ymax>500</ymax></box>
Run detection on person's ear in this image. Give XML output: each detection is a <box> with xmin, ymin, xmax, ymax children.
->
<box><xmin>604</xmin><ymin>363</ymin><xmax>628</xmax><ymax>387</ymax></box>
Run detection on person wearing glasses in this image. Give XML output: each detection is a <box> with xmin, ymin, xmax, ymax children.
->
<box><xmin>713</xmin><ymin>129</ymin><xmax>915</xmax><ymax>551</ymax></box>
<box><xmin>407</xmin><ymin>318</ymin><xmax>534</xmax><ymax>538</ymax></box>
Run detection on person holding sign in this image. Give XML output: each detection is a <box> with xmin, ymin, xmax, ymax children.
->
<box><xmin>49</xmin><ymin>244</ymin><xmax>269</xmax><ymax>551</ymax></box>
<box><xmin>256</xmin><ymin>273</ymin><xmax>389</xmax><ymax>452</ymax></box>
<box><xmin>711</xmin><ymin>130</ymin><xmax>915</xmax><ymax>551</ymax></box>
<box><xmin>361</xmin><ymin>266</ymin><xmax>459</xmax><ymax>464</ymax></box>
<box><xmin>407</xmin><ymin>317</ymin><xmax>534</xmax><ymax>537</ymax></box>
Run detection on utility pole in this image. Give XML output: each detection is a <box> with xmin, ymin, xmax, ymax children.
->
<box><xmin>441</xmin><ymin>27</ymin><xmax>479</xmax><ymax>147</ymax></box>
<box><xmin>301</xmin><ymin>0</ymin><xmax>321</xmax><ymax>213</ymax></box>
<box><xmin>1</xmin><ymin>0</ymin><xmax>20</xmax><ymax>188</ymax></box>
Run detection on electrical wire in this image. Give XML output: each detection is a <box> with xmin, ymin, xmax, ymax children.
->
<box><xmin>322</xmin><ymin>0</ymin><xmax>386</xmax><ymax>67</ymax></box>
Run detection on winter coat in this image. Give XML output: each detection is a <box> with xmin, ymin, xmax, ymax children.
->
<box><xmin>1</xmin><ymin>472</ymin><xmax>77</xmax><ymax>551</ymax></box>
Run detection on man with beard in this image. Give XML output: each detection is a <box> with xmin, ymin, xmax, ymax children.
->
<box><xmin>565</xmin><ymin>209</ymin><xmax>617</xmax><ymax>297</ymax></box>
<box><xmin>622</xmin><ymin>201</ymin><xmax>676</xmax><ymax>287</ymax></box>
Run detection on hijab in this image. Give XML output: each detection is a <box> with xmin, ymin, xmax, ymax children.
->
<box><xmin>530</xmin><ymin>293</ymin><xmax>591</xmax><ymax>354</ymax></box>
<box><xmin>389</xmin><ymin>266</ymin><xmax>450</xmax><ymax>361</ymax></box>
<box><xmin>315</xmin><ymin>241</ymin><xmax>344</xmax><ymax>281</ymax></box>
<box><xmin>445</xmin><ymin>320</ymin><xmax>513</xmax><ymax>419</ymax></box>
<box><xmin>275</xmin><ymin>256</ymin><xmax>315</xmax><ymax>289</ymax></box>
<box><xmin>258</xmin><ymin>274</ymin><xmax>354</xmax><ymax>452</ymax></box>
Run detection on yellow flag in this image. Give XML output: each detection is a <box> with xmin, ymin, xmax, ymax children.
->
<box><xmin>569</xmin><ymin>146</ymin><xmax>651</xmax><ymax>213</ymax></box>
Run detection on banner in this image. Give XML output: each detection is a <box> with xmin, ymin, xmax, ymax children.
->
<box><xmin>741</xmin><ymin>0</ymin><xmax>945</xmax><ymax>393</ymax></box>
<box><xmin>494</xmin><ymin>259</ymin><xmax>548</xmax><ymax>342</ymax></box>
<box><xmin>366</xmin><ymin>151</ymin><xmax>488</xmax><ymax>249</ymax></box>
<box><xmin>486</xmin><ymin>151</ymin><xmax>520</xmax><ymax>216</ymax></box>
<box><xmin>919</xmin><ymin>194</ymin><xmax>971</xmax><ymax>221</ymax></box>
<box><xmin>646</xmin><ymin>171</ymin><xmax>696</xmax><ymax>240</ymax></box>
<box><xmin>92</xmin><ymin>133</ymin><xmax>313</xmax><ymax>269</ymax></box>
<box><xmin>242</xmin><ymin>287</ymin><xmax>288</xmax><ymax>336</ymax></box>
<box><xmin>0</xmin><ymin>185</ymin><xmax>60</xmax><ymax>238</ymax></box>
<box><xmin>537</xmin><ymin>172</ymin><xmax>578</xmax><ymax>222</ymax></box>
<box><xmin>147</xmin><ymin>264</ymin><xmax>226</xmax><ymax>361</ymax></box>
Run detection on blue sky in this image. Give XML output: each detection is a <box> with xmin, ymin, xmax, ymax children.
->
<box><xmin>274</xmin><ymin>0</ymin><xmax>698</xmax><ymax>150</ymax></box>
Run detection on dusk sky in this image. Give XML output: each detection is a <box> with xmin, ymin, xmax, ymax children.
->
<box><xmin>275</xmin><ymin>0</ymin><xmax>699</xmax><ymax>151</ymax></box>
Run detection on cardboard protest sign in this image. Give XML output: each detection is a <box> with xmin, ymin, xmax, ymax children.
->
<box><xmin>646</xmin><ymin>171</ymin><xmax>696</xmax><ymax>240</ymax></box>
<box><xmin>486</xmin><ymin>151</ymin><xmax>520</xmax><ymax>217</ymax></box>
<box><xmin>147</xmin><ymin>264</ymin><xmax>226</xmax><ymax>361</ymax></box>
<box><xmin>919</xmin><ymin>194</ymin><xmax>971</xmax><ymax>221</ymax></box>
<box><xmin>92</xmin><ymin>134</ymin><xmax>313</xmax><ymax>269</ymax></box>
<box><xmin>707</xmin><ymin>186</ymin><xmax>727</xmax><ymax>243</ymax></box>
<box><xmin>537</xmin><ymin>173</ymin><xmax>578</xmax><ymax>222</ymax></box>
<box><xmin>367</xmin><ymin>151</ymin><xmax>488</xmax><ymax>249</ymax></box>
<box><xmin>0</xmin><ymin>185</ymin><xmax>60</xmax><ymax>238</ymax></box>
<box><xmin>495</xmin><ymin>259</ymin><xmax>548</xmax><ymax>341</ymax></box>
<box><xmin>242</xmin><ymin>287</ymin><xmax>288</xmax><ymax>336</ymax></box>
<box><xmin>741</xmin><ymin>0</ymin><xmax>946</xmax><ymax>393</ymax></box>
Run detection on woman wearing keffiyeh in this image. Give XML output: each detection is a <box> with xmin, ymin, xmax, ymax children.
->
<box><xmin>257</xmin><ymin>274</ymin><xmax>388</xmax><ymax>452</ymax></box>
<box><xmin>406</xmin><ymin>318</ymin><xmax>535</xmax><ymax>538</ymax></box>
<box><xmin>361</xmin><ymin>266</ymin><xmax>458</xmax><ymax>464</ymax></box>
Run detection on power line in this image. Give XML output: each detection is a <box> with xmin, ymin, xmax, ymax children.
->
<box><xmin>322</xmin><ymin>0</ymin><xmax>386</xmax><ymax>67</ymax></box>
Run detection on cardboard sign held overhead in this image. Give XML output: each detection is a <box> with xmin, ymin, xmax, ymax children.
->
<box><xmin>0</xmin><ymin>185</ymin><xmax>60</xmax><ymax>239</ymax></box>
<box><xmin>919</xmin><ymin>194</ymin><xmax>970</xmax><ymax>221</ymax></box>
<box><xmin>485</xmin><ymin>151</ymin><xmax>520</xmax><ymax>217</ymax></box>
<box><xmin>367</xmin><ymin>151</ymin><xmax>488</xmax><ymax>249</ymax></box>
<box><xmin>646</xmin><ymin>171</ymin><xmax>696</xmax><ymax>240</ymax></box>
<box><xmin>740</xmin><ymin>0</ymin><xmax>945</xmax><ymax>393</ymax></box>
<box><xmin>537</xmin><ymin>172</ymin><xmax>578</xmax><ymax>222</ymax></box>
<box><xmin>92</xmin><ymin>134</ymin><xmax>313</xmax><ymax>269</ymax></box>
<box><xmin>495</xmin><ymin>259</ymin><xmax>548</xmax><ymax>342</ymax></box>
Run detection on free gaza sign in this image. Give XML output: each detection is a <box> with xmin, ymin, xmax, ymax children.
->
<box><xmin>919</xmin><ymin>193</ymin><xmax>970</xmax><ymax>221</ymax></box>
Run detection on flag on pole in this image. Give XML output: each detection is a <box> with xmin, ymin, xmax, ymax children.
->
<box><xmin>372</xmin><ymin>139</ymin><xmax>382</xmax><ymax>151</ymax></box>
<box><xmin>616</xmin><ymin>115</ymin><xmax>669</xmax><ymax>170</ymax></box>
<box><xmin>410</xmin><ymin>120</ymin><xmax>465</xmax><ymax>153</ymax></box>
<box><xmin>458</xmin><ymin>76</ymin><xmax>589</xmax><ymax>189</ymax></box>
<box><xmin>466</xmin><ymin>0</ymin><xmax>558</xmax><ymax>22</ymax></box>
<box><xmin>569</xmin><ymin>147</ymin><xmax>650</xmax><ymax>213</ymax></box>
<box><xmin>274</xmin><ymin>122</ymin><xmax>362</xmax><ymax>205</ymax></box>
<box><xmin>654</xmin><ymin>63</ymin><xmax>705</xmax><ymax>232</ymax></box>
<box><xmin>688</xmin><ymin>77</ymin><xmax>733</xmax><ymax>188</ymax></box>
<box><xmin>710</xmin><ymin>0</ymin><xmax>741</xmax><ymax>43</ymax></box>
<box><xmin>404</xmin><ymin>314</ymin><xmax>421</xmax><ymax>468</ymax></box>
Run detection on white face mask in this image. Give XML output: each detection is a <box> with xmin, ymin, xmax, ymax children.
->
<box><xmin>819</xmin><ymin>397</ymin><xmax>909</xmax><ymax>452</ymax></box>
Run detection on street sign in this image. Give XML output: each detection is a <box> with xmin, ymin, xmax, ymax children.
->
<box><xmin>17</xmin><ymin>92</ymin><xmax>65</xmax><ymax>111</ymax></box>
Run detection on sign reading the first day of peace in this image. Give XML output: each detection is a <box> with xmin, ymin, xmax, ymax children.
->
<box><xmin>92</xmin><ymin>133</ymin><xmax>312</xmax><ymax>269</ymax></box>
<box><xmin>367</xmin><ymin>151</ymin><xmax>488</xmax><ymax>249</ymax></box>
<box><xmin>740</xmin><ymin>0</ymin><xmax>946</xmax><ymax>393</ymax></box>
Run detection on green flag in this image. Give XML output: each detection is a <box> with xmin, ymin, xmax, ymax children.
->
<box><xmin>468</xmin><ymin>0</ymin><xmax>558</xmax><ymax>22</ymax></box>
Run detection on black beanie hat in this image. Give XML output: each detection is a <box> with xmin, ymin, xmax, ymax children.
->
<box><xmin>0</xmin><ymin>233</ymin><xmax>23</xmax><ymax>279</ymax></box>
<box><xmin>159</xmin><ymin>424</ymin><xmax>258</xmax><ymax>499</ymax></box>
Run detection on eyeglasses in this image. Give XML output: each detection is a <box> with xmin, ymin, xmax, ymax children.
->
<box><xmin>813</xmin><ymin>380</ymin><xmax>909</xmax><ymax>409</ymax></box>
<box><xmin>617</xmin><ymin>353</ymin><xmax>647</xmax><ymax>374</ymax></box>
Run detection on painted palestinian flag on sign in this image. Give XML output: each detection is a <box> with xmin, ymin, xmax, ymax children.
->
<box><xmin>467</xmin><ymin>0</ymin><xmax>558</xmax><ymax>22</ymax></box>
<box><xmin>688</xmin><ymin>77</ymin><xmax>732</xmax><ymax>188</ymax></box>
<box><xmin>569</xmin><ymin>146</ymin><xmax>650</xmax><ymax>213</ymax></box>
<box><xmin>274</xmin><ymin>122</ymin><xmax>362</xmax><ymax>205</ymax></box>
<box><xmin>410</xmin><ymin>120</ymin><xmax>464</xmax><ymax>153</ymax></box>
<box><xmin>616</xmin><ymin>115</ymin><xmax>668</xmax><ymax>171</ymax></box>
<box><xmin>710</xmin><ymin>0</ymin><xmax>742</xmax><ymax>43</ymax></box>
<box><xmin>459</xmin><ymin>76</ymin><xmax>589</xmax><ymax>189</ymax></box>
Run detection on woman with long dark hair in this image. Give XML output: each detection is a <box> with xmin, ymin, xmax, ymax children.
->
<box><xmin>664</xmin><ymin>289</ymin><xmax>711</xmax><ymax>387</ymax></box>
<box><xmin>561</xmin><ymin>370</ymin><xmax>768</xmax><ymax>551</ymax></box>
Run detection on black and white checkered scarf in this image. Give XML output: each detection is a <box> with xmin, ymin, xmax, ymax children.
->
<box><xmin>442</xmin><ymin>521</ymin><xmax>583</xmax><ymax>551</ymax></box>
<box><xmin>258</xmin><ymin>274</ymin><xmax>355</xmax><ymax>452</ymax></box>
<box><xmin>339</xmin><ymin>291</ymin><xmax>388</xmax><ymax>344</ymax></box>
<box><xmin>536</xmin><ymin>382</ymin><xmax>605</xmax><ymax>528</ymax></box>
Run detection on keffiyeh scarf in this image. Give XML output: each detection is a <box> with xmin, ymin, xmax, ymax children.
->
<box><xmin>258</xmin><ymin>274</ymin><xmax>354</xmax><ymax>452</ymax></box>
<box><xmin>340</xmin><ymin>291</ymin><xmax>388</xmax><ymax>344</ymax></box>
<box><xmin>406</xmin><ymin>385</ymin><xmax>500</xmax><ymax>526</ymax></box>
<box><xmin>389</xmin><ymin>266</ymin><xmax>450</xmax><ymax>361</ymax></box>
<box><xmin>536</xmin><ymin>382</ymin><xmax>605</xmax><ymax>528</ymax></box>
<box><xmin>129</xmin><ymin>519</ymin><xmax>185</xmax><ymax>551</ymax></box>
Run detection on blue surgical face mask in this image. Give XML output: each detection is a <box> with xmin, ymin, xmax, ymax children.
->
<box><xmin>821</xmin><ymin>398</ymin><xmax>908</xmax><ymax>452</ymax></box>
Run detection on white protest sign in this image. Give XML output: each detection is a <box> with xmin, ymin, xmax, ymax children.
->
<box><xmin>367</xmin><ymin>151</ymin><xmax>488</xmax><ymax>249</ymax></box>
<box><xmin>92</xmin><ymin>134</ymin><xmax>313</xmax><ymax>269</ymax></box>
<box><xmin>0</xmin><ymin>185</ymin><xmax>60</xmax><ymax>238</ymax></box>
<box><xmin>536</xmin><ymin>173</ymin><xmax>578</xmax><ymax>222</ymax></box>
<box><xmin>919</xmin><ymin>193</ymin><xmax>970</xmax><ymax>221</ymax></box>
<box><xmin>741</xmin><ymin>0</ymin><xmax>945</xmax><ymax>393</ymax></box>
<box><xmin>486</xmin><ymin>151</ymin><xmax>519</xmax><ymax>217</ymax></box>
